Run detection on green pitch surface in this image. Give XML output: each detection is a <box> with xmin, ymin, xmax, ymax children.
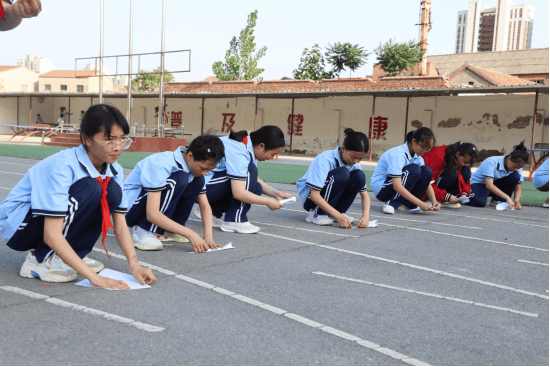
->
<box><xmin>0</xmin><ymin>143</ymin><xmax>547</xmax><ymax>206</ymax></box>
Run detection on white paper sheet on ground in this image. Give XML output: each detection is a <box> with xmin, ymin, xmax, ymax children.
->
<box><xmin>279</xmin><ymin>196</ymin><xmax>297</xmax><ymax>205</ymax></box>
<box><xmin>367</xmin><ymin>220</ymin><xmax>378</xmax><ymax>228</ymax></box>
<box><xmin>496</xmin><ymin>202</ymin><xmax>515</xmax><ymax>211</ymax></box>
<box><xmin>190</xmin><ymin>242</ymin><xmax>234</xmax><ymax>253</ymax></box>
<box><xmin>75</xmin><ymin>268</ymin><xmax>151</xmax><ymax>290</ymax></box>
<box><xmin>458</xmin><ymin>196</ymin><xmax>470</xmax><ymax>203</ymax></box>
<box><xmin>408</xmin><ymin>207</ymin><xmax>422</xmax><ymax>213</ymax></box>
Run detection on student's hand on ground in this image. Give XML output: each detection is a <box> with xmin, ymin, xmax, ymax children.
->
<box><xmin>91</xmin><ymin>275</ymin><xmax>130</xmax><ymax>290</ymax></box>
<box><xmin>419</xmin><ymin>201</ymin><xmax>433</xmax><ymax>212</ymax></box>
<box><xmin>12</xmin><ymin>0</ymin><xmax>42</xmax><ymax>18</ymax></box>
<box><xmin>266</xmin><ymin>199</ymin><xmax>283</xmax><ymax>211</ymax></box>
<box><xmin>130</xmin><ymin>264</ymin><xmax>156</xmax><ymax>285</ymax></box>
<box><xmin>506</xmin><ymin>198</ymin><xmax>515</xmax><ymax>209</ymax></box>
<box><xmin>189</xmin><ymin>235</ymin><xmax>209</xmax><ymax>253</ymax></box>
<box><xmin>357</xmin><ymin>217</ymin><xmax>369</xmax><ymax>228</ymax></box>
<box><xmin>204</xmin><ymin>237</ymin><xmax>222</xmax><ymax>250</ymax></box>
<box><xmin>274</xmin><ymin>191</ymin><xmax>293</xmax><ymax>200</ymax></box>
<box><xmin>336</xmin><ymin>214</ymin><xmax>352</xmax><ymax>229</ymax></box>
<box><xmin>432</xmin><ymin>200</ymin><xmax>441</xmax><ymax>211</ymax></box>
<box><xmin>448</xmin><ymin>195</ymin><xmax>460</xmax><ymax>204</ymax></box>
<box><xmin>513</xmin><ymin>200</ymin><xmax>522</xmax><ymax>210</ymax></box>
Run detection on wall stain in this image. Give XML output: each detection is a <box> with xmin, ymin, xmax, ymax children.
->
<box><xmin>507</xmin><ymin>115</ymin><xmax>532</xmax><ymax>129</ymax></box>
<box><xmin>411</xmin><ymin>120</ymin><xmax>423</xmax><ymax>128</ymax></box>
<box><xmin>482</xmin><ymin>113</ymin><xmax>500</xmax><ymax>127</ymax></box>
<box><xmin>438</xmin><ymin>117</ymin><xmax>461</xmax><ymax>128</ymax></box>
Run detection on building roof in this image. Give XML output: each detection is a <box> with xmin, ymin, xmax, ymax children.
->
<box><xmin>39</xmin><ymin>70</ymin><xmax>98</xmax><ymax>78</ymax></box>
<box><xmin>427</xmin><ymin>48</ymin><xmax>549</xmax><ymax>76</ymax></box>
<box><xmin>449</xmin><ymin>64</ymin><xmax>536</xmax><ymax>86</ymax></box>
<box><xmin>0</xmin><ymin>65</ymin><xmax>22</xmax><ymax>73</ymax></box>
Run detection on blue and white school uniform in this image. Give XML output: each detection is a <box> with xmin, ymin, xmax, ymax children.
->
<box><xmin>0</xmin><ymin>145</ymin><xmax>126</xmax><ymax>262</ymax></box>
<box><xmin>532</xmin><ymin>159</ymin><xmax>549</xmax><ymax>189</ymax></box>
<box><xmin>124</xmin><ymin>146</ymin><xmax>205</xmax><ymax>233</ymax></box>
<box><xmin>370</xmin><ymin>142</ymin><xmax>432</xmax><ymax>209</ymax></box>
<box><xmin>204</xmin><ymin>135</ymin><xmax>261</xmax><ymax>223</ymax></box>
<box><xmin>296</xmin><ymin>147</ymin><xmax>367</xmax><ymax>215</ymax></box>
<box><xmin>467</xmin><ymin>155</ymin><xmax>523</xmax><ymax>207</ymax></box>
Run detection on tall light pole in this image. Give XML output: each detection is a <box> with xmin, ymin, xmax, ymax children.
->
<box><xmin>127</xmin><ymin>0</ymin><xmax>134</xmax><ymax>123</ymax></box>
<box><xmin>158</xmin><ymin>0</ymin><xmax>166</xmax><ymax>138</ymax></box>
<box><xmin>419</xmin><ymin>0</ymin><xmax>432</xmax><ymax>76</ymax></box>
<box><xmin>99</xmin><ymin>0</ymin><xmax>104</xmax><ymax>103</ymax></box>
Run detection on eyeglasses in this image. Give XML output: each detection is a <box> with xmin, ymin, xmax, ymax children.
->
<box><xmin>93</xmin><ymin>137</ymin><xmax>133</xmax><ymax>150</ymax></box>
<box><xmin>415</xmin><ymin>141</ymin><xmax>433</xmax><ymax>154</ymax></box>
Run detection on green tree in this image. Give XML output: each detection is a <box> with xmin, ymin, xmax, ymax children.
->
<box><xmin>374</xmin><ymin>39</ymin><xmax>425</xmax><ymax>77</ymax></box>
<box><xmin>292</xmin><ymin>44</ymin><xmax>333</xmax><ymax>81</ymax></box>
<box><xmin>131</xmin><ymin>67</ymin><xmax>174</xmax><ymax>92</ymax></box>
<box><xmin>325</xmin><ymin>42</ymin><xmax>370</xmax><ymax>78</ymax></box>
<box><xmin>212</xmin><ymin>10</ymin><xmax>267</xmax><ymax>81</ymax></box>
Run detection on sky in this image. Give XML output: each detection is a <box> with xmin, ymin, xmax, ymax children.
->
<box><xmin>1</xmin><ymin>0</ymin><xmax>548</xmax><ymax>82</ymax></box>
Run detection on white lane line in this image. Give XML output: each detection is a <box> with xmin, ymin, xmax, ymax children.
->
<box><xmin>255</xmin><ymin>231</ymin><xmax>549</xmax><ymax>300</ymax></box>
<box><xmin>517</xmin><ymin>260</ymin><xmax>549</xmax><ymax>266</ymax></box>
<box><xmin>279</xmin><ymin>207</ymin><xmax>481</xmax><ymax>230</ymax></box>
<box><xmin>0</xmin><ymin>286</ymin><xmax>165</xmax><ymax>332</ymax></box>
<box><xmin>313</xmin><ymin>272</ymin><xmax>539</xmax><ymax>318</ymax></box>
<box><xmin>0</xmin><ymin>170</ymin><xmax>24</xmax><ymax>176</ymax></box>
<box><xmin>252</xmin><ymin>221</ymin><xmax>361</xmax><ymax>238</ymax></box>
<box><xmin>0</xmin><ymin>161</ymin><xmax>34</xmax><ymax>167</ymax></box>
<box><xmin>0</xmin><ymin>186</ymin><xmax>12</xmax><ymax>190</ymax></box>
<box><xmin>375</xmin><ymin>222</ymin><xmax>548</xmax><ymax>252</ymax></box>
<box><xmin>91</xmin><ymin>248</ymin><xmax>429</xmax><ymax>366</ymax></box>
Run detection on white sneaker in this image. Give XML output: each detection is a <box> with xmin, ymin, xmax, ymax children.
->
<box><xmin>489</xmin><ymin>199</ymin><xmax>502</xmax><ymax>206</ymax></box>
<box><xmin>383</xmin><ymin>204</ymin><xmax>395</xmax><ymax>215</ymax></box>
<box><xmin>132</xmin><ymin>226</ymin><xmax>163</xmax><ymax>251</ymax></box>
<box><xmin>82</xmin><ymin>256</ymin><xmax>104</xmax><ymax>273</ymax></box>
<box><xmin>193</xmin><ymin>207</ymin><xmax>222</xmax><ymax>228</ymax></box>
<box><xmin>305</xmin><ymin>210</ymin><xmax>316</xmax><ymax>223</ymax></box>
<box><xmin>396</xmin><ymin>205</ymin><xmax>408</xmax><ymax>211</ymax></box>
<box><xmin>220</xmin><ymin>221</ymin><xmax>260</xmax><ymax>234</ymax></box>
<box><xmin>341</xmin><ymin>213</ymin><xmax>356</xmax><ymax>222</ymax></box>
<box><xmin>20</xmin><ymin>251</ymin><xmax>78</xmax><ymax>282</ymax></box>
<box><xmin>312</xmin><ymin>214</ymin><xmax>334</xmax><ymax>226</ymax></box>
<box><xmin>157</xmin><ymin>232</ymin><xmax>189</xmax><ymax>243</ymax></box>
<box><xmin>424</xmin><ymin>200</ymin><xmax>433</xmax><ymax>207</ymax></box>
<box><xmin>443</xmin><ymin>202</ymin><xmax>461</xmax><ymax>209</ymax></box>
<box><xmin>543</xmin><ymin>199</ymin><xmax>549</xmax><ymax>208</ymax></box>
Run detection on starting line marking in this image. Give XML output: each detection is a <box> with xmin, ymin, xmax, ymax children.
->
<box><xmin>0</xmin><ymin>286</ymin><xmax>165</xmax><ymax>333</ymax></box>
<box><xmin>517</xmin><ymin>260</ymin><xmax>549</xmax><ymax>266</ymax></box>
<box><xmin>91</xmin><ymin>247</ymin><xmax>430</xmax><ymax>366</ymax></box>
<box><xmin>313</xmin><ymin>272</ymin><xmax>539</xmax><ymax>318</ymax></box>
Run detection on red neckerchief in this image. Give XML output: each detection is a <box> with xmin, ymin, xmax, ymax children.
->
<box><xmin>95</xmin><ymin>176</ymin><xmax>117</xmax><ymax>260</ymax></box>
<box><xmin>242</xmin><ymin>135</ymin><xmax>248</xmax><ymax>146</ymax></box>
<box><xmin>0</xmin><ymin>2</ymin><xmax>6</xmax><ymax>22</ymax></box>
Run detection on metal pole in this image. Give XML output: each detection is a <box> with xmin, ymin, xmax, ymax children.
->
<box><xmin>29</xmin><ymin>96</ymin><xmax>32</xmax><ymax>124</ymax></box>
<box><xmin>404</xmin><ymin>96</ymin><xmax>410</xmax><ymax>142</ymax></box>
<box><xmin>200</xmin><ymin>97</ymin><xmax>205</xmax><ymax>135</ymax></box>
<box><xmin>253</xmin><ymin>96</ymin><xmax>258</xmax><ymax>131</ymax></box>
<box><xmin>158</xmin><ymin>0</ymin><xmax>166</xmax><ymax>138</ymax></box>
<box><xmin>99</xmin><ymin>0</ymin><xmax>104</xmax><ymax>104</ymax></box>
<box><xmin>528</xmin><ymin>90</ymin><xmax>539</xmax><ymax>177</ymax></box>
<box><xmin>369</xmin><ymin>96</ymin><xmax>376</xmax><ymax>162</ymax></box>
<box><xmin>127</xmin><ymin>0</ymin><xmax>134</xmax><ymax>123</ymax></box>
<box><xmin>289</xmin><ymin>98</ymin><xmax>295</xmax><ymax>154</ymax></box>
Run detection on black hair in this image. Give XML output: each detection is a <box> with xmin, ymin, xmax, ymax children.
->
<box><xmin>443</xmin><ymin>141</ymin><xmax>478</xmax><ymax>177</ymax></box>
<box><xmin>509</xmin><ymin>140</ymin><xmax>529</xmax><ymax>163</ymax></box>
<box><xmin>187</xmin><ymin>134</ymin><xmax>225</xmax><ymax>163</ymax></box>
<box><xmin>342</xmin><ymin>128</ymin><xmax>369</xmax><ymax>153</ymax></box>
<box><xmin>229</xmin><ymin>125</ymin><xmax>285</xmax><ymax>151</ymax></box>
<box><xmin>81</xmin><ymin>110</ymin><xmax>85</xmax><ymax>113</ymax></box>
<box><xmin>60</xmin><ymin>114</ymin><xmax>63</xmax><ymax>118</ymax></box>
<box><xmin>80</xmin><ymin>104</ymin><xmax>130</xmax><ymax>145</ymax></box>
<box><xmin>406</xmin><ymin>127</ymin><xmax>435</xmax><ymax>145</ymax></box>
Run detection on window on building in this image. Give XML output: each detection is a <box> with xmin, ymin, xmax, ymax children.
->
<box><xmin>60</xmin><ymin>85</ymin><xmax>67</xmax><ymax>91</ymax></box>
<box><xmin>469</xmin><ymin>82</ymin><xmax>475</xmax><ymax>86</ymax></box>
<box><xmin>21</xmin><ymin>84</ymin><xmax>28</xmax><ymax>92</ymax></box>
<box><xmin>77</xmin><ymin>85</ymin><xmax>84</xmax><ymax>93</ymax></box>
<box><xmin>45</xmin><ymin>84</ymin><xmax>51</xmax><ymax>91</ymax></box>
<box><xmin>535</xmin><ymin>80</ymin><xmax>544</xmax><ymax>84</ymax></box>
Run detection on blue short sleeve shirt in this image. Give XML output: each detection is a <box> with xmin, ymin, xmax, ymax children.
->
<box><xmin>470</xmin><ymin>155</ymin><xmax>524</xmax><ymax>185</ymax></box>
<box><xmin>124</xmin><ymin>146</ymin><xmax>202</xmax><ymax>210</ymax></box>
<box><xmin>532</xmin><ymin>159</ymin><xmax>549</xmax><ymax>189</ymax></box>
<box><xmin>0</xmin><ymin>145</ymin><xmax>126</xmax><ymax>245</ymax></box>
<box><xmin>204</xmin><ymin>135</ymin><xmax>256</xmax><ymax>184</ymax></box>
<box><xmin>370</xmin><ymin>143</ymin><xmax>424</xmax><ymax>195</ymax></box>
<box><xmin>296</xmin><ymin>146</ymin><xmax>367</xmax><ymax>205</ymax></box>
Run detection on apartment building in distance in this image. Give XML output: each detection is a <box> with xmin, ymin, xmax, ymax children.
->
<box><xmin>456</xmin><ymin>0</ymin><xmax>535</xmax><ymax>53</ymax></box>
<box><xmin>16</xmin><ymin>55</ymin><xmax>55</xmax><ymax>74</ymax></box>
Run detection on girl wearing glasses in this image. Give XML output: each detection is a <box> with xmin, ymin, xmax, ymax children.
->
<box><xmin>296</xmin><ymin>128</ymin><xmax>371</xmax><ymax>228</ymax></box>
<box><xmin>421</xmin><ymin>142</ymin><xmax>478</xmax><ymax>209</ymax></box>
<box><xmin>124</xmin><ymin>135</ymin><xmax>225</xmax><ymax>253</ymax></box>
<box><xmin>371</xmin><ymin>127</ymin><xmax>440</xmax><ymax>215</ymax></box>
<box><xmin>0</xmin><ymin>104</ymin><xmax>155</xmax><ymax>289</ymax></box>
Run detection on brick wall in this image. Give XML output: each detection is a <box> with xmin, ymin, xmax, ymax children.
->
<box><xmin>372</xmin><ymin>61</ymin><xmax>439</xmax><ymax>78</ymax></box>
<box><xmin>511</xmin><ymin>73</ymin><xmax>549</xmax><ymax>85</ymax></box>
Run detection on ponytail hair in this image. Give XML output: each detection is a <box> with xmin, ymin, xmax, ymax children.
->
<box><xmin>406</xmin><ymin>127</ymin><xmax>435</xmax><ymax>145</ymax></box>
<box><xmin>443</xmin><ymin>141</ymin><xmax>478</xmax><ymax>177</ymax></box>
<box><xmin>229</xmin><ymin>126</ymin><xmax>285</xmax><ymax>151</ymax></box>
<box><xmin>509</xmin><ymin>140</ymin><xmax>529</xmax><ymax>163</ymax></box>
<box><xmin>342</xmin><ymin>128</ymin><xmax>369</xmax><ymax>153</ymax></box>
<box><xmin>228</xmin><ymin>129</ymin><xmax>248</xmax><ymax>142</ymax></box>
<box><xmin>188</xmin><ymin>134</ymin><xmax>225</xmax><ymax>163</ymax></box>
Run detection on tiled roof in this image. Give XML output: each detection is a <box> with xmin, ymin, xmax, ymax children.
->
<box><xmin>39</xmin><ymin>70</ymin><xmax>98</xmax><ymax>78</ymax></box>
<box><xmin>449</xmin><ymin>64</ymin><xmax>536</xmax><ymax>86</ymax></box>
<box><xmin>0</xmin><ymin>65</ymin><xmax>21</xmax><ymax>73</ymax></box>
<box><xmin>428</xmin><ymin>48</ymin><xmax>549</xmax><ymax>76</ymax></box>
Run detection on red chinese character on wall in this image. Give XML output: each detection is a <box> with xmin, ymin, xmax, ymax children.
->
<box><xmin>287</xmin><ymin>114</ymin><xmax>304</xmax><ymax>136</ymax></box>
<box><xmin>170</xmin><ymin>111</ymin><xmax>183</xmax><ymax>127</ymax></box>
<box><xmin>369</xmin><ymin>116</ymin><xmax>388</xmax><ymax>140</ymax></box>
<box><xmin>221</xmin><ymin>113</ymin><xmax>236</xmax><ymax>133</ymax></box>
